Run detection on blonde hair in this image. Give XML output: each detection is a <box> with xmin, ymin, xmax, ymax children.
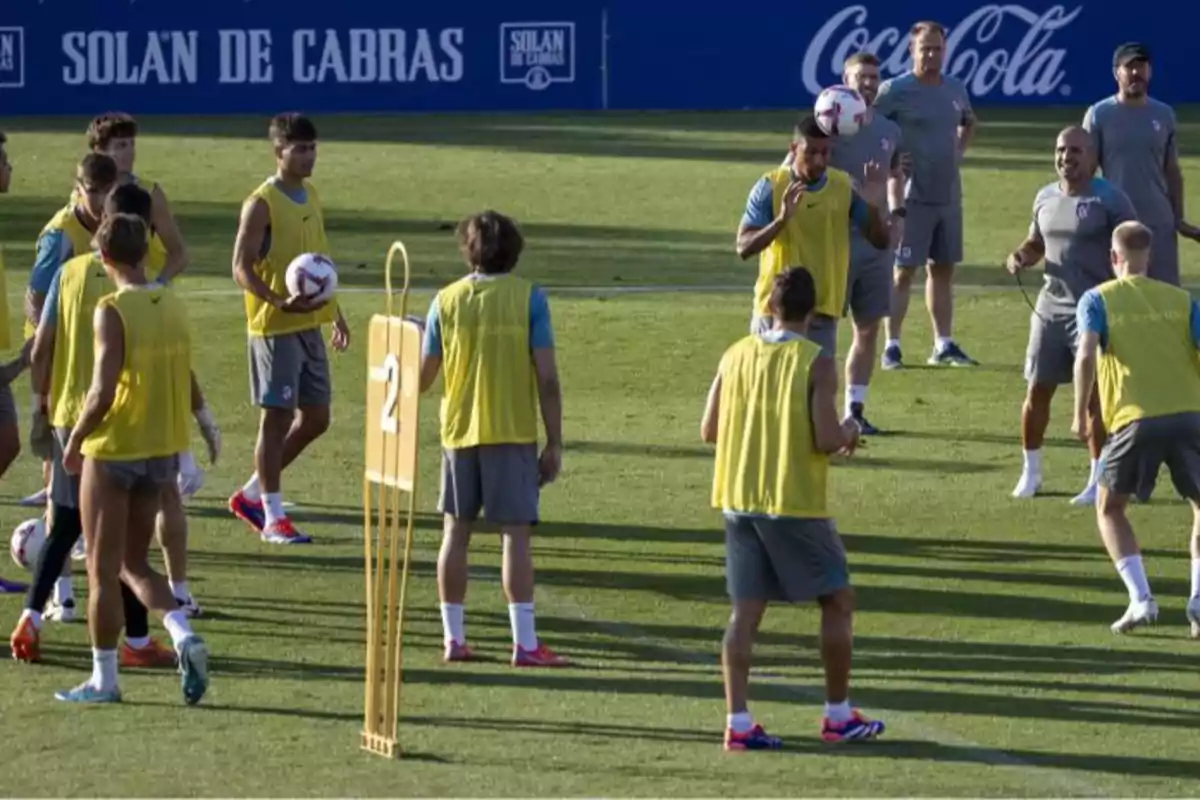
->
<box><xmin>1112</xmin><ymin>221</ymin><xmax>1153</xmax><ymax>255</ymax></box>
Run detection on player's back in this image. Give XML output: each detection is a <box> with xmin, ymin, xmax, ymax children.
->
<box><xmin>50</xmin><ymin>254</ymin><xmax>112</xmax><ymax>429</ymax></box>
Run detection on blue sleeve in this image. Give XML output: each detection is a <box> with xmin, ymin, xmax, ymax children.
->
<box><xmin>529</xmin><ymin>286</ymin><xmax>554</xmax><ymax>350</ymax></box>
<box><xmin>1191</xmin><ymin>300</ymin><xmax>1200</xmax><ymax>348</ymax></box>
<box><xmin>29</xmin><ymin>230</ymin><xmax>69</xmax><ymax>295</ymax></box>
<box><xmin>1077</xmin><ymin>290</ymin><xmax>1108</xmax><ymax>346</ymax></box>
<box><xmin>849</xmin><ymin>191</ymin><xmax>870</xmax><ymax>227</ymax></box>
<box><xmin>39</xmin><ymin>270</ymin><xmax>63</xmax><ymax>328</ymax></box>
<box><xmin>740</xmin><ymin>178</ymin><xmax>774</xmax><ymax>229</ymax></box>
<box><xmin>421</xmin><ymin>297</ymin><xmax>442</xmax><ymax>358</ymax></box>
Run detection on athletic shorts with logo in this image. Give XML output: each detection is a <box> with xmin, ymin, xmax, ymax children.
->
<box><xmin>1101</xmin><ymin>411</ymin><xmax>1200</xmax><ymax>502</ymax></box>
<box><xmin>895</xmin><ymin>201</ymin><xmax>963</xmax><ymax>268</ymax></box>
<box><xmin>724</xmin><ymin>514</ymin><xmax>850</xmax><ymax>602</ymax></box>
<box><xmin>248</xmin><ymin>328</ymin><xmax>332</xmax><ymax>409</ymax></box>
<box><xmin>1025</xmin><ymin>311</ymin><xmax>1079</xmax><ymax>386</ymax></box>
<box><xmin>439</xmin><ymin>443</ymin><xmax>540</xmax><ymax>526</ymax></box>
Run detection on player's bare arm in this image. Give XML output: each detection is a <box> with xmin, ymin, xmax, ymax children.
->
<box><xmin>30</xmin><ymin>316</ymin><xmax>56</xmax><ymax>402</ymax></box>
<box><xmin>1072</xmin><ymin>330</ymin><xmax>1100</xmax><ymax>442</ymax></box>
<box><xmin>330</xmin><ymin>305</ymin><xmax>351</xmax><ymax>352</ymax></box>
<box><xmin>735</xmin><ymin>182</ymin><xmax>805</xmax><ymax>260</ymax></box>
<box><xmin>700</xmin><ymin>372</ymin><xmax>721</xmax><ymax>444</ymax></box>
<box><xmin>887</xmin><ymin>150</ymin><xmax>907</xmax><ymax>247</ymax></box>
<box><xmin>189</xmin><ymin>370</ymin><xmax>221</xmax><ymax>464</ymax></box>
<box><xmin>24</xmin><ymin>288</ymin><xmax>46</xmax><ymax>330</ymax></box>
<box><xmin>63</xmin><ymin>304</ymin><xmax>124</xmax><ymax>474</ymax></box>
<box><xmin>231</xmin><ymin>196</ymin><xmax>286</xmax><ymax>308</ymax></box>
<box><xmin>810</xmin><ymin>356</ymin><xmax>860</xmax><ymax>455</ymax></box>
<box><xmin>1006</xmin><ymin>226</ymin><xmax>1046</xmax><ymax>274</ymax></box>
<box><xmin>1165</xmin><ymin>134</ymin><xmax>1200</xmax><ymax>242</ymax></box>
<box><xmin>532</xmin><ymin>346</ymin><xmax>563</xmax><ymax>485</ymax></box>
<box><xmin>854</xmin><ymin>161</ymin><xmax>891</xmax><ymax>249</ymax></box>
<box><xmin>150</xmin><ymin>184</ymin><xmax>189</xmax><ymax>282</ymax></box>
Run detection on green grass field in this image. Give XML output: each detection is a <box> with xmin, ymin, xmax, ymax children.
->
<box><xmin>1</xmin><ymin>107</ymin><xmax>1200</xmax><ymax>797</ymax></box>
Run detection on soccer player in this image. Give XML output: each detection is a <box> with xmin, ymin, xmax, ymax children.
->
<box><xmin>737</xmin><ymin>115</ymin><xmax>890</xmax><ymax>360</ymax></box>
<box><xmin>874</xmin><ymin>21</ymin><xmax>978</xmax><ymax>369</ymax></box>
<box><xmin>1006</xmin><ymin>127</ymin><xmax>1137</xmax><ymax>505</ymax></box>
<box><xmin>1072</xmin><ymin>222</ymin><xmax>1200</xmax><ymax>636</ymax></box>
<box><xmin>702</xmin><ymin>266</ymin><xmax>883</xmax><ymax>749</ymax></box>
<box><xmin>1083</xmin><ymin>43</ymin><xmax>1200</xmax><ymax>287</ymax></box>
<box><xmin>827</xmin><ymin>52</ymin><xmax>906</xmax><ymax>433</ymax></box>
<box><xmin>418</xmin><ymin>210</ymin><xmax>568</xmax><ymax>667</ymax></box>
<box><xmin>55</xmin><ymin>213</ymin><xmax>208</xmax><ymax>704</ymax></box>
<box><xmin>11</xmin><ymin>184</ymin><xmax>218</xmax><ymax>665</ymax></box>
<box><xmin>228</xmin><ymin>113</ymin><xmax>350</xmax><ymax>545</ymax></box>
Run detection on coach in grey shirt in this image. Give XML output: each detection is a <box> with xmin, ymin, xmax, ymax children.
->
<box><xmin>1084</xmin><ymin>42</ymin><xmax>1200</xmax><ymax>286</ymax></box>
<box><xmin>873</xmin><ymin>21</ymin><xmax>978</xmax><ymax>370</ymax></box>
<box><xmin>1005</xmin><ymin>126</ymin><xmax>1136</xmax><ymax>505</ymax></box>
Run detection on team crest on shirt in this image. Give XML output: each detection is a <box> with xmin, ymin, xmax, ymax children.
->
<box><xmin>1076</xmin><ymin>197</ymin><xmax>1100</xmax><ymax>220</ymax></box>
<box><xmin>1152</xmin><ymin>119</ymin><xmax>1162</xmax><ymax>132</ymax></box>
<box><xmin>880</xmin><ymin>138</ymin><xmax>893</xmax><ymax>152</ymax></box>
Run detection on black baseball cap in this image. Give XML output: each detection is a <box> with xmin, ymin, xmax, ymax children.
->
<box><xmin>1113</xmin><ymin>42</ymin><xmax>1151</xmax><ymax>67</ymax></box>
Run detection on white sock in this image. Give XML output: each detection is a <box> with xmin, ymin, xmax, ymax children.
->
<box><xmin>727</xmin><ymin>711</ymin><xmax>754</xmax><ymax>733</ymax></box>
<box><xmin>53</xmin><ymin>577</ymin><xmax>73</xmax><ymax>604</ymax></box>
<box><xmin>264</xmin><ymin>493</ymin><xmax>285</xmax><ymax>526</ymax></box>
<box><xmin>508</xmin><ymin>602</ymin><xmax>538</xmax><ymax>651</ymax></box>
<box><xmin>935</xmin><ymin>336</ymin><xmax>954</xmax><ymax>352</ymax></box>
<box><xmin>20</xmin><ymin>608</ymin><xmax>43</xmax><ymax>631</ymax></box>
<box><xmin>1022</xmin><ymin>448</ymin><xmax>1043</xmax><ymax>474</ymax></box>
<box><xmin>886</xmin><ymin>338</ymin><xmax>901</xmax><ymax>351</ymax></box>
<box><xmin>441</xmin><ymin>603</ymin><xmax>465</xmax><ymax>645</ymax></box>
<box><xmin>162</xmin><ymin>609</ymin><xmax>194</xmax><ymax>649</ymax></box>
<box><xmin>125</xmin><ymin>635</ymin><xmax>150</xmax><ymax>649</ymax></box>
<box><xmin>825</xmin><ymin>699</ymin><xmax>853</xmax><ymax>723</ymax></box>
<box><xmin>91</xmin><ymin>648</ymin><xmax>119</xmax><ymax>692</ymax></box>
<box><xmin>845</xmin><ymin>384</ymin><xmax>868</xmax><ymax>417</ymax></box>
<box><xmin>1191</xmin><ymin>558</ymin><xmax>1200</xmax><ymax>599</ymax></box>
<box><xmin>169</xmin><ymin>580</ymin><xmax>190</xmax><ymax>601</ymax></box>
<box><xmin>1115</xmin><ymin>555</ymin><xmax>1152</xmax><ymax>603</ymax></box>
<box><xmin>179</xmin><ymin>450</ymin><xmax>197</xmax><ymax>475</ymax></box>
<box><xmin>1088</xmin><ymin>458</ymin><xmax>1101</xmax><ymax>484</ymax></box>
<box><xmin>242</xmin><ymin>474</ymin><xmax>262</xmax><ymax>502</ymax></box>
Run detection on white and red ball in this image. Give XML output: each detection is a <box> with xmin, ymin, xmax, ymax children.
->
<box><xmin>10</xmin><ymin>518</ymin><xmax>46</xmax><ymax>571</ymax></box>
<box><xmin>285</xmin><ymin>252</ymin><xmax>339</xmax><ymax>304</ymax></box>
<box><xmin>814</xmin><ymin>85</ymin><xmax>868</xmax><ymax>137</ymax></box>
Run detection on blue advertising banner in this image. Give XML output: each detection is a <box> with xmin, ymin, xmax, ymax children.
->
<box><xmin>0</xmin><ymin>1</ymin><xmax>1190</xmax><ymax>116</ymax></box>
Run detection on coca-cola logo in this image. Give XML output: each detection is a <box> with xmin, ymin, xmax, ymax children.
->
<box><xmin>801</xmin><ymin>4</ymin><xmax>1083</xmax><ymax>98</ymax></box>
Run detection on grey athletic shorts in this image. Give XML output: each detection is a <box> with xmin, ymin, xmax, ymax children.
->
<box><xmin>50</xmin><ymin>427</ymin><xmax>79</xmax><ymax>509</ymax></box>
<box><xmin>847</xmin><ymin>250</ymin><xmax>892</xmax><ymax>323</ymax></box>
<box><xmin>750</xmin><ymin>313</ymin><xmax>837</xmax><ymax>358</ymax></box>
<box><xmin>99</xmin><ymin>454</ymin><xmax>180</xmax><ymax>493</ymax></box>
<box><xmin>438</xmin><ymin>444</ymin><xmax>540</xmax><ymax>525</ymax></box>
<box><xmin>1024</xmin><ymin>311</ymin><xmax>1079</xmax><ymax>386</ymax></box>
<box><xmin>248</xmin><ymin>328</ymin><xmax>331</xmax><ymax>410</ymax></box>
<box><xmin>1146</xmin><ymin>222</ymin><xmax>1180</xmax><ymax>287</ymax></box>
<box><xmin>1101</xmin><ymin>412</ymin><xmax>1200</xmax><ymax>502</ymax></box>
<box><xmin>724</xmin><ymin>514</ymin><xmax>850</xmax><ymax>603</ymax></box>
<box><xmin>895</xmin><ymin>202</ymin><xmax>963</xmax><ymax>268</ymax></box>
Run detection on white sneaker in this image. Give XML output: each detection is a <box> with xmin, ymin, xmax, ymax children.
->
<box><xmin>1111</xmin><ymin>597</ymin><xmax>1158</xmax><ymax>634</ymax></box>
<box><xmin>19</xmin><ymin>488</ymin><xmax>48</xmax><ymax>508</ymax></box>
<box><xmin>1011</xmin><ymin>471</ymin><xmax>1042</xmax><ymax>499</ymax></box>
<box><xmin>45</xmin><ymin>598</ymin><xmax>78</xmax><ymax>623</ymax></box>
<box><xmin>1186</xmin><ymin>597</ymin><xmax>1200</xmax><ymax>640</ymax></box>
<box><xmin>1070</xmin><ymin>482</ymin><xmax>1098</xmax><ymax>507</ymax></box>
<box><xmin>70</xmin><ymin>537</ymin><xmax>86</xmax><ymax>562</ymax></box>
<box><xmin>178</xmin><ymin>465</ymin><xmax>205</xmax><ymax>503</ymax></box>
<box><xmin>176</xmin><ymin>595</ymin><xmax>203</xmax><ymax>619</ymax></box>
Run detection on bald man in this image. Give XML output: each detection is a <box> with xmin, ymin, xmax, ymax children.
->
<box><xmin>1006</xmin><ymin>126</ymin><xmax>1137</xmax><ymax>505</ymax></box>
<box><xmin>1074</xmin><ymin>221</ymin><xmax>1200</xmax><ymax>636</ymax></box>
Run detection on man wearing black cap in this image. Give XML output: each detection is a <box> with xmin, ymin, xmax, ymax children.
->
<box><xmin>1083</xmin><ymin>43</ymin><xmax>1200</xmax><ymax>287</ymax></box>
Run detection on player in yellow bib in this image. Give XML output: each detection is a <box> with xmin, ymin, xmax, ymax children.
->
<box><xmin>417</xmin><ymin>211</ymin><xmax>568</xmax><ymax>667</ymax></box>
<box><xmin>1073</xmin><ymin>221</ymin><xmax>1200</xmax><ymax>638</ymax></box>
<box><xmin>736</xmin><ymin>114</ymin><xmax>891</xmax><ymax>359</ymax></box>
<box><xmin>701</xmin><ymin>266</ymin><xmax>883</xmax><ymax>749</ymax></box>
<box><xmin>228</xmin><ymin>113</ymin><xmax>350</xmax><ymax>545</ymax></box>
<box><xmin>55</xmin><ymin>213</ymin><xmax>209</xmax><ymax>705</ymax></box>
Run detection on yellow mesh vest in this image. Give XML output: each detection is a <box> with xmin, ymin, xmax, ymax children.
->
<box><xmin>49</xmin><ymin>254</ymin><xmax>112</xmax><ymax>429</ymax></box>
<box><xmin>754</xmin><ymin>167</ymin><xmax>853</xmax><ymax>319</ymax></box>
<box><xmin>80</xmin><ymin>285</ymin><xmax>192</xmax><ymax>460</ymax></box>
<box><xmin>27</xmin><ymin>207</ymin><xmax>96</xmax><ymax>338</ymax></box>
<box><xmin>1096</xmin><ymin>276</ymin><xmax>1200</xmax><ymax>432</ymax></box>
<box><xmin>438</xmin><ymin>274</ymin><xmax>539</xmax><ymax>448</ymax></box>
<box><xmin>711</xmin><ymin>334</ymin><xmax>829</xmax><ymax>518</ymax></box>
<box><xmin>244</xmin><ymin>179</ymin><xmax>335</xmax><ymax>336</ymax></box>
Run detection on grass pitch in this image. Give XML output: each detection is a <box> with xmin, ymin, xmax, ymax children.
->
<box><xmin>0</xmin><ymin>108</ymin><xmax>1199</xmax><ymax>796</ymax></box>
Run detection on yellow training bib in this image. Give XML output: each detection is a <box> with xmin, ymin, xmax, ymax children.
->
<box><xmin>49</xmin><ymin>254</ymin><xmax>112</xmax><ymax>429</ymax></box>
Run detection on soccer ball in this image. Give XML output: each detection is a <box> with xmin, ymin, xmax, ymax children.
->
<box><xmin>10</xmin><ymin>518</ymin><xmax>46</xmax><ymax>572</ymax></box>
<box><xmin>814</xmin><ymin>85</ymin><xmax>868</xmax><ymax>137</ymax></box>
<box><xmin>285</xmin><ymin>253</ymin><xmax>339</xmax><ymax>304</ymax></box>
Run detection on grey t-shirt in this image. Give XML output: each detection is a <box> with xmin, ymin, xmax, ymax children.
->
<box><xmin>1082</xmin><ymin>96</ymin><xmax>1177</xmax><ymax>228</ymax></box>
<box><xmin>829</xmin><ymin>111</ymin><xmax>902</xmax><ymax>267</ymax></box>
<box><xmin>873</xmin><ymin>72</ymin><xmax>972</xmax><ymax>206</ymax></box>
<box><xmin>1031</xmin><ymin>177</ymin><xmax>1137</xmax><ymax>318</ymax></box>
